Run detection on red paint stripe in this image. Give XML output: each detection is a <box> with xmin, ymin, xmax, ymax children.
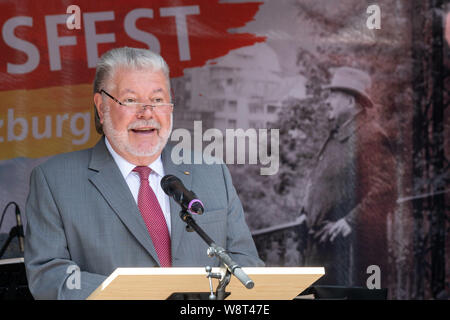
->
<box><xmin>0</xmin><ymin>0</ymin><xmax>265</xmax><ymax>91</ymax></box>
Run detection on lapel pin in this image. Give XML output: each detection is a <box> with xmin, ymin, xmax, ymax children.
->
<box><xmin>184</xmin><ymin>171</ymin><xmax>190</xmax><ymax>175</ymax></box>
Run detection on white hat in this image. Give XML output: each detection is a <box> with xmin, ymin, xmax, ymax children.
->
<box><xmin>323</xmin><ymin>67</ymin><xmax>373</xmax><ymax>108</ymax></box>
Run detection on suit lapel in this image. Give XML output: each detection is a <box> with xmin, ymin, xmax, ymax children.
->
<box><xmin>87</xmin><ymin>138</ymin><xmax>160</xmax><ymax>265</ymax></box>
<box><xmin>161</xmin><ymin>144</ymin><xmax>193</xmax><ymax>259</ymax></box>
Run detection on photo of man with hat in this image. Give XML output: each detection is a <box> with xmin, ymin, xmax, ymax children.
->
<box><xmin>299</xmin><ymin>67</ymin><xmax>397</xmax><ymax>287</ymax></box>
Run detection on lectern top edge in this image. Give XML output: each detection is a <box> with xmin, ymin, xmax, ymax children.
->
<box><xmin>0</xmin><ymin>257</ymin><xmax>24</xmax><ymax>265</ymax></box>
<box><xmin>241</xmin><ymin>267</ymin><xmax>325</xmax><ymax>275</ymax></box>
<box><xmin>109</xmin><ymin>266</ymin><xmax>325</xmax><ymax>276</ymax></box>
<box><xmin>112</xmin><ymin>267</ymin><xmax>218</xmax><ymax>275</ymax></box>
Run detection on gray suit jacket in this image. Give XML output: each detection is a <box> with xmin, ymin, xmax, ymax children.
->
<box><xmin>24</xmin><ymin>138</ymin><xmax>263</xmax><ymax>300</ymax></box>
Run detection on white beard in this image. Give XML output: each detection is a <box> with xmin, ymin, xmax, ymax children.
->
<box><xmin>102</xmin><ymin>105</ymin><xmax>172</xmax><ymax>158</ymax></box>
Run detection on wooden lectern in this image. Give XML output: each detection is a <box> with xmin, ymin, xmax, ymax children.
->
<box><xmin>87</xmin><ymin>267</ymin><xmax>324</xmax><ymax>300</ymax></box>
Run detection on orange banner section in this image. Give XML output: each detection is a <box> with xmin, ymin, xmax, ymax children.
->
<box><xmin>0</xmin><ymin>84</ymin><xmax>100</xmax><ymax>160</ymax></box>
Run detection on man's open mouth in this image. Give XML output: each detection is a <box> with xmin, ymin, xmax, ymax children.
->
<box><xmin>130</xmin><ymin>127</ymin><xmax>157</xmax><ymax>134</ymax></box>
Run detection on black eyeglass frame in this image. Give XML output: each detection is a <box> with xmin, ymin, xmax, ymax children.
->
<box><xmin>99</xmin><ymin>89</ymin><xmax>174</xmax><ymax>112</ymax></box>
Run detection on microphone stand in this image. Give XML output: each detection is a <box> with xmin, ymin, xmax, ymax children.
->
<box><xmin>179</xmin><ymin>209</ymin><xmax>254</xmax><ymax>299</ymax></box>
<box><xmin>0</xmin><ymin>201</ymin><xmax>24</xmax><ymax>259</ymax></box>
<box><xmin>0</xmin><ymin>225</ymin><xmax>23</xmax><ymax>259</ymax></box>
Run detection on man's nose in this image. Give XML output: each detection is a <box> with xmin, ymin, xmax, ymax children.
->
<box><xmin>136</xmin><ymin>105</ymin><xmax>155</xmax><ymax>118</ymax></box>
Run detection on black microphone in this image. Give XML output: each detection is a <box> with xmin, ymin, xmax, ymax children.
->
<box><xmin>161</xmin><ymin>175</ymin><xmax>204</xmax><ymax>215</ymax></box>
<box><xmin>15</xmin><ymin>205</ymin><xmax>24</xmax><ymax>253</ymax></box>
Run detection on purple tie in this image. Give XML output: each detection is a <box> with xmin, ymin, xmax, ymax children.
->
<box><xmin>133</xmin><ymin>166</ymin><xmax>172</xmax><ymax>267</ymax></box>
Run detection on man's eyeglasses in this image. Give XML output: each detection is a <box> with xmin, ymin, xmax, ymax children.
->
<box><xmin>99</xmin><ymin>89</ymin><xmax>174</xmax><ymax>114</ymax></box>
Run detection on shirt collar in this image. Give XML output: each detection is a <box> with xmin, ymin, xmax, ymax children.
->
<box><xmin>105</xmin><ymin>136</ymin><xmax>165</xmax><ymax>179</ymax></box>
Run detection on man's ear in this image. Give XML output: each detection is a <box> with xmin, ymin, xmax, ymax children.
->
<box><xmin>94</xmin><ymin>92</ymin><xmax>104</xmax><ymax>124</ymax></box>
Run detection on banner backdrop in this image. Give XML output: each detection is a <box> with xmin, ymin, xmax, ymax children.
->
<box><xmin>0</xmin><ymin>0</ymin><xmax>448</xmax><ymax>299</ymax></box>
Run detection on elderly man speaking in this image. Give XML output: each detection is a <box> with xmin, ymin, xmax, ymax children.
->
<box><xmin>24</xmin><ymin>47</ymin><xmax>263</xmax><ymax>300</ymax></box>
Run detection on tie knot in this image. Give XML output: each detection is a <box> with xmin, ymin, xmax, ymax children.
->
<box><xmin>133</xmin><ymin>166</ymin><xmax>152</xmax><ymax>181</ymax></box>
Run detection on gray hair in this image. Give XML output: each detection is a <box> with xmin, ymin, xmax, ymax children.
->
<box><xmin>93</xmin><ymin>47</ymin><xmax>171</xmax><ymax>135</ymax></box>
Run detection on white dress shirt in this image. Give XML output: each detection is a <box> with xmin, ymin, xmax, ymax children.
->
<box><xmin>105</xmin><ymin>137</ymin><xmax>172</xmax><ymax>235</ymax></box>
